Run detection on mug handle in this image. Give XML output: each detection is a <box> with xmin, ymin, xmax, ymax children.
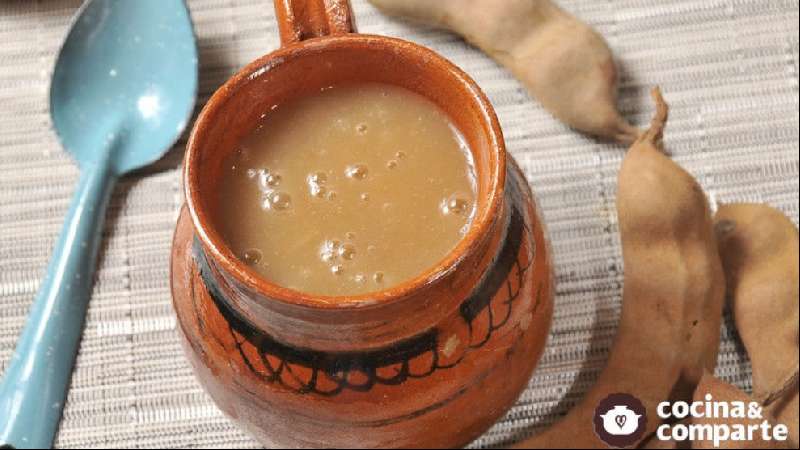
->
<box><xmin>274</xmin><ymin>0</ymin><xmax>356</xmax><ymax>46</ymax></box>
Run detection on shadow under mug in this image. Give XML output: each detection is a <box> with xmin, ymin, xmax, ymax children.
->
<box><xmin>174</xmin><ymin>0</ymin><xmax>554</xmax><ymax>447</ymax></box>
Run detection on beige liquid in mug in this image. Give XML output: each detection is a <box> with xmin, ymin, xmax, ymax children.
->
<box><xmin>217</xmin><ymin>83</ymin><xmax>477</xmax><ymax>296</ymax></box>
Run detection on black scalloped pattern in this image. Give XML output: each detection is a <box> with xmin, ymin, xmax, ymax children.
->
<box><xmin>191</xmin><ymin>181</ymin><xmax>538</xmax><ymax>397</ymax></box>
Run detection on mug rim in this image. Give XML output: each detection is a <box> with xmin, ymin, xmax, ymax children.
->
<box><xmin>184</xmin><ymin>34</ymin><xmax>506</xmax><ymax>310</ymax></box>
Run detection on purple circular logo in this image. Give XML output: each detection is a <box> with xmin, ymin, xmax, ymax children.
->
<box><xmin>593</xmin><ymin>393</ymin><xmax>648</xmax><ymax>448</ymax></box>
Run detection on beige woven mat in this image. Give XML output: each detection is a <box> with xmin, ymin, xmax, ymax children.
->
<box><xmin>1</xmin><ymin>0</ymin><xmax>798</xmax><ymax>448</ymax></box>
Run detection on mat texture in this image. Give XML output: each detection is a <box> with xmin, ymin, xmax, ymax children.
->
<box><xmin>1</xmin><ymin>0</ymin><xmax>798</xmax><ymax>448</ymax></box>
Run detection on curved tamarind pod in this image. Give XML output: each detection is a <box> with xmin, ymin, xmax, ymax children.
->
<box><xmin>692</xmin><ymin>373</ymin><xmax>790</xmax><ymax>449</ymax></box>
<box><xmin>715</xmin><ymin>203</ymin><xmax>799</xmax><ymax>447</ymax></box>
<box><xmin>367</xmin><ymin>0</ymin><xmax>639</xmax><ymax>143</ymax></box>
<box><xmin>512</xmin><ymin>88</ymin><xmax>724</xmax><ymax>448</ymax></box>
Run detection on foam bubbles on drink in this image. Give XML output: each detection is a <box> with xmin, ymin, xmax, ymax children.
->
<box><xmin>242</xmin><ymin>248</ymin><xmax>262</xmax><ymax>265</ymax></box>
<box><xmin>320</xmin><ymin>250</ymin><xmax>335</xmax><ymax>263</ymax></box>
<box><xmin>219</xmin><ymin>83</ymin><xmax>478</xmax><ymax>296</ymax></box>
<box><xmin>345</xmin><ymin>164</ymin><xmax>368</xmax><ymax>180</ymax></box>
<box><xmin>320</xmin><ymin>238</ymin><xmax>357</xmax><ymax>274</ymax></box>
<box><xmin>246</xmin><ymin>168</ymin><xmax>292</xmax><ymax>213</ymax></box>
<box><xmin>307</xmin><ymin>171</ymin><xmax>328</xmax><ymax>198</ymax></box>
<box><xmin>262</xmin><ymin>191</ymin><xmax>292</xmax><ymax>211</ymax></box>
<box><xmin>440</xmin><ymin>194</ymin><xmax>471</xmax><ymax>217</ymax></box>
<box><xmin>258</xmin><ymin>171</ymin><xmax>281</xmax><ymax>190</ymax></box>
<box><xmin>338</xmin><ymin>243</ymin><xmax>356</xmax><ymax>260</ymax></box>
<box><xmin>309</xmin><ymin>184</ymin><xmax>325</xmax><ymax>197</ymax></box>
<box><xmin>308</xmin><ymin>171</ymin><xmax>327</xmax><ymax>184</ymax></box>
<box><xmin>320</xmin><ymin>239</ymin><xmax>338</xmax><ymax>263</ymax></box>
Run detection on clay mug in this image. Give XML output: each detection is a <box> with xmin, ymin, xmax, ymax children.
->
<box><xmin>172</xmin><ymin>0</ymin><xmax>554</xmax><ymax>447</ymax></box>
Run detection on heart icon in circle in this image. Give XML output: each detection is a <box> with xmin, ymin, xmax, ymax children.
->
<box><xmin>594</xmin><ymin>394</ymin><xmax>648</xmax><ymax>446</ymax></box>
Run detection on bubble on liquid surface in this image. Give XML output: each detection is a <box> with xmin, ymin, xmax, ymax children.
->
<box><xmin>331</xmin><ymin>265</ymin><xmax>343</xmax><ymax>275</ymax></box>
<box><xmin>258</xmin><ymin>170</ymin><xmax>281</xmax><ymax>190</ymax></box>
<box><xmin>373</xmin><ymin>272</ymin><xmax>384</xmax><ymax>283</ymax></box>
<box><xmin>325</xmin><ymin>190</ymin><xmax>337</xmax><ymax>201</ymax></box>
<box><xmin>345</xmin><ymin>164</ymin><xmax>368</xmax><ymax>180</ymax></box>
<box><xmin>320</xmin><ymin>249</ymin><xmax>335</xmax><ymax>263</ymax></box>
<box><xmin>356</xmin><ymin>123</ymin><xmax>368</xmax><ymax>134</ymax></box>
<box><xmin>354</xmin><ymin>273</ymin><xmax>366</xmax><ymax>284</ymax></box>
<box><xmin>262</xmin><ymin>191</ymin><xmax>292</xmax><ymax>211</ymax></box>
<box><xmin>321</xmin><ymin>239</ymin><xmax>339</xmax><ymax>252</ymax></box>
<box><xmin>441</xmin><ymin>194</ymin><xmax>471</xmax><ymax>216</ymax></box>
<box><xmin>319</xmin><ymin>239</ymin><xmax>340</xmax><ymax>263</ymax></box>
<box><xmin>307</xmin><ymin>172</ymin><xmax>328</xmax><ymax>198</ymax></box>
<box><xmin>338</xmin><ymin>243</ymin><xmax>356</xmax><ymax>260</ymax></box>
<box><xmin>395</xmin><ymin>151</ymin><xmax>406</xmax><ymax>159</ymax></box>
<box><xmin>345</xmin><ymin>231</ymin><xmax>356</xmax><ymax>240</ymax></box>
<box><xmin>242</xmin><ymin>249</ymin><xmax>262</xmax><ymax>265</ymax></box>
<box><xmin>386</xmin><ymin>159</ymin><xmax>398</xmax><ymax>169</ymax></box>
<box><xmin>360</xmin><ymin>193</ymin><xmax>369</xmax><ymax>201</ymax></box>
<box><xmin>309</xmin><ymin>183</ymin><xmax>327</xmax><ymax>198</ymax></box>
<box><xmin>308</xmin><ymin>171</ymin><xmax>327</xmax><ymax>184</ymax></box>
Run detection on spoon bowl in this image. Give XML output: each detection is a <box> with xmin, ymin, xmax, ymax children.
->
<box><xmin>50</xmin><ymin>0</ymin><xmax>197</xmax><ymax>173</ymax></box>
<box><xmin>0</xmin><ymin>1</ymin><xmax>197</xmax><ymax>448</ymax></box>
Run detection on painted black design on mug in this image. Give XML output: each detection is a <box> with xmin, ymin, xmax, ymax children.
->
<box><xmin>190</xmin><ymin>177</ymin><xmax>537</xmax><ymax>396</ymax></box>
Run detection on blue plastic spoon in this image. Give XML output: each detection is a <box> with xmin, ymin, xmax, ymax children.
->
<box><xmin>0</xmin><ymin>1</ymin><xmax>197</xmax><ymax>447</ymax></box>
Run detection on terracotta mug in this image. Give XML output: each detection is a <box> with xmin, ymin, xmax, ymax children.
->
<box><xmin>172</xmin><ymin>0</ymin><xmax>554</xmax><ymax>447</ymax></box>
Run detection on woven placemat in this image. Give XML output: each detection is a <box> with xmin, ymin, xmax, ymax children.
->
<box><xmin>1</xmin><ymin>0</ymin><xmax>798</xmax><ymax>447</ymax></box>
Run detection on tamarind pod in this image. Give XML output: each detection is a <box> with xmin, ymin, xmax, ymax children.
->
<box><xmin>715</xmin><ymin>204</ymin><xmax>800</xmax><ymax>448</ymax></box>
<box><xmin>367</xmin><ymin>0</ymin><xmax>639</xmax><ymax>143</ymax></box>
<box><xmin>512</xmin><ymin>88</ymin><xmax>724</xmax><ymax>448</ymax></box>
<box><xmin>691</xmin><ymin>373</ymin><xmax>790</xmax><ymax>449</ymax></box>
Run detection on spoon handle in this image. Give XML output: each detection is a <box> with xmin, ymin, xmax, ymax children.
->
<box><xmin>0</xmin><ymin>163</ymin><xmax>116</xmax><ymax>449</ymax></box>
